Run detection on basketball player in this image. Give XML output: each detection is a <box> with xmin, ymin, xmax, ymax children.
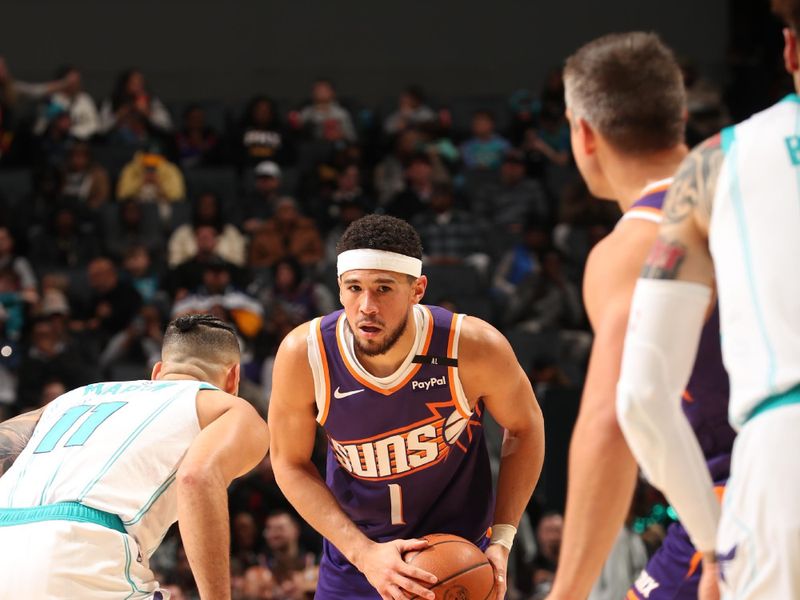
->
<box><xmin>547</xmin><ymin>33</ymin><xmax>735</xmax><ymax>600</ymax></box>
<box><xmin>268</xmin><ymin>214</ymin><xmax>545</xmax><ymax>600</ymax></box>
<box><xmin>0</xmin><ymin>314</ymin><xmax>269</xmax><ymax>599</ymax></box>
<box><xmin>617</xmin><ymin>2</ymin><xmax>800</xmax><ymax>597</ymax></box>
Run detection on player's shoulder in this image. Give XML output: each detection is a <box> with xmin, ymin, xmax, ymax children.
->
<box><xmin>457</xmin><ymin>316</ymin><xmax>514</xmax><ymax>364</ymax></box>
<box><xmin>586</xmin><ymin>218</ymin><xmax>658</xmax><ymax>286</ymax></box>
<box><xmin>277</xmin><ymin>321</ymin><xmax>313</xmax><ymax>357</ymax></box>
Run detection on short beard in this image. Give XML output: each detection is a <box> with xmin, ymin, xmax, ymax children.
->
<box><xmin>350</xmin><ymin>316</ymin><xmax>408</xmax><ymax>357</ymax></box>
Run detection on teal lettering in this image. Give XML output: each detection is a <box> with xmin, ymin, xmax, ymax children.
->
<box><xmin>102</xmin><ymin>383</ymin><xmax>122</xmax><ymax>396</ymax></box>
<box><xmin>83</xmin><ymin>383</ymin><xmax>104</xmax><ymax>396</ymax></box>
<box><xmin>785</xmin><ymin>136</ymin><xmax>800</xmax><ymax>165</ymax></box>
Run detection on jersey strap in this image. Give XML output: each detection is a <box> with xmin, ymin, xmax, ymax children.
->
<box><xmin>0</xmin><ymin>501</ymin><xmax>125</xmax><ymax>533</ymax></box>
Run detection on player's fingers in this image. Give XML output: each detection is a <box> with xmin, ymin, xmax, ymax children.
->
<box><xmin>386</xmin><ymin>583</ymin><xmax>408</xmax><ymax>600</ymax></box>
<box><xmin>397</xmin><ymin>537</ymin><xmax>429</xmax><ymax>553</ymax></box>
<box><xmin>398</xmin><ymin>561</ymin><xmax>438</xmax><ymax>585</ymax></box>
<box><xmin>393</xmin><ymin>573</ymin><xmax>435</xmax><ymax>600</ymax></box>
<box><xmin>494</xmin><ymin>571</ymin><xmax>507</xmax><ymax>600</ymax></box>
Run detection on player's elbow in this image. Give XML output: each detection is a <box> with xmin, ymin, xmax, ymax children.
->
<box><xmin>615</xmin><ymin>380</ymin><xmax>648</xmax><ymax>435</ymax></box>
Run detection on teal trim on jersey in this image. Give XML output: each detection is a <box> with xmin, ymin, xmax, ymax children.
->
<box><xmin>746</xmin><ymin>384</ymin><xmax>800</xmax><ymax>423</ymax></box>
<box><xmin>122</xmin><ymin>469</ymin><xmax>177</xmax><ymax>526</ymax></box>
<box><xmin>65</xmin><ymin>401</ymin><xmax>127</xmax><ymax>447</ymax></box>
<box><xmin>727</xmin><ymin>144</ymin><xmax>778</xmax><ymax>392</ymax></box>
<box><xmin>198</xmin><ymin>382</ymin><xmax>220</xmax><ymax>391</ymax></box>
<box><xmin>77</xmin><ymin>395</ymin><xmax>180</xmax><ymax>501</ymax></box>
<box><xmin>123</xmin><ymin>536</ymin><xmax>147</xmax><ymax>598</ymax></box>
<box><xmin>720</xmin><ymin>125</ymin><xmax>736</xmax><ymax>154</ymax></box>
<box><xmin>781</xmin><ymin>93</ymin><xmax>800</xmax><ymax>104</ymax></box>
<box><xmin>0</xmin><ymin>501</ymin><xmax>125</xmax><ymax>533</ymax></box>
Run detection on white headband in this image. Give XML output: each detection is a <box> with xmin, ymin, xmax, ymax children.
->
<box><xmin>337</xmin><ymin>249</ymin><xmax>422</xmax><ymax>278</ymax></box>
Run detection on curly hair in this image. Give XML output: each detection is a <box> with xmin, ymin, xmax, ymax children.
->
<box><xmin>336</xmin><ymin>214</ymin><xmax>423</xmax><ymax>260</ymax></box>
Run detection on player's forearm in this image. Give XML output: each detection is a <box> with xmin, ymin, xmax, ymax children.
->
<box><xmin>273</xmin><ymin>460</ymin><xmax>374</xmax><ymax>567</ymax></box>
<box><xmin>550</xmin><ymin>414</ymin><xmax>638</xmax><ymax>600</ymax></box>
<box><xmin>177</xmin><ymin>469</ymin><xmax>232</xmax><ymax>600</ymax></box>
<box><xmin>493</xmin><ymin>420</ymin><xmax>544</xmax><ymax>527</ymax></box>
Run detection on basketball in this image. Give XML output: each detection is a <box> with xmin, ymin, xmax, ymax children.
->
<box><xmin>404</xmin><ymin>533</ymin><xmax>496</xmax><ymax>600</ymax></box>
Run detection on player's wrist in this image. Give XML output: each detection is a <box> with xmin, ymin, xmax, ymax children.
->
<box><xmin>702</xmin><ymin>550</ymin><xmax>718</xmax><ymax>565</ymax></box>
<box><xmin>347</xmin><ymin>536</ymin><xmax>377</xmax><ymax>571</ymax></box>
<box><xmin>488</xmin><ymin>523</ymin><xmax>517</xmax><ymax>551</ymax></box>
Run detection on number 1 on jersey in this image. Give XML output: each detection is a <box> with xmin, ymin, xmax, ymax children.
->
<box><xmin>389</xmin><ymin>483</ymin><xmax>405</xmax><ymax>525</ymax></box>
<box><xmin>34</xmin><ymin>402</ymin><xmax>127</xmax><ymax>454</ymax></box>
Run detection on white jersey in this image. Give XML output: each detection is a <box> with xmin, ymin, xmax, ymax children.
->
<box><xmin>710</xmin><ymin>95</ymin><xmax>800</xmax><ymax>427</ymax></box>
<box><xmin>0</xmin><ymin>379</ymin><xmax>207</xmax><ymax>558</ymax></box>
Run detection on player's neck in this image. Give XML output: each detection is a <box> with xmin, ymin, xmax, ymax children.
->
<box><xmin>355</xmin><ymin>315</ymin><xmax>417</xmax><ymax>378</ymax></box>
<box><xmin>605</xmin><ymin>144</ymin><xmax>688</xmax><ymax>211</ymax></box>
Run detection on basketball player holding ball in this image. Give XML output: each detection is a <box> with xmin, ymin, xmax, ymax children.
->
<box><xmin>268</xmin><ymin>214</ymin><xmax>545</xmax><ymax>599</ymax></box>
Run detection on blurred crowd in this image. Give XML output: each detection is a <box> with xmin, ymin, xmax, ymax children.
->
<box><xmin>0</xmin><ymin>57</ymin><xmax>730</xmax><ymax>598</ymax></box>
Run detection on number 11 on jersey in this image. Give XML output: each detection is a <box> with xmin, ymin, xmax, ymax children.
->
<box><xmin>389</xmin><ymin>483</ymin><xmax>405</xmax><ymax>525</ymax></box>
<box><xmin>34</xmin><ymin>402</ymin><xmax>127</xmax><ymax>454</ymax></box>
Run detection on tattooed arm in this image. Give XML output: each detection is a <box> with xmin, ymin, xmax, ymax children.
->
<box><xmin>616</xmin><ymin>136</ymin><xmax>726</xmax><ymax>563</ymax></box>
<box><xmin>0</xmin><ymin>408</ymin><xmax>44</xmax><ymax>476</ymax></box>
<box><xmin>641</xmin><ymin>134</ymin><xmax>723</xmax><ymax>284</ymax></box>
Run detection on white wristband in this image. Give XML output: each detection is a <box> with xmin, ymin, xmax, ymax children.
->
<box><xmin>489</xmin><ymin>524</ymin><xmax>517</xmax><ymax>551</ymax></box>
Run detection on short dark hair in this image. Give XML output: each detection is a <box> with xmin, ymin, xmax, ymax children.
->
<box><xmin>336</xmin><ymin>214</ymin><xmax>422</xmax><ymax>260</ymax></box>
<box><xmin>564</xmin><ymin>32</ymin><xmax>686</xmax><ymax>154</ymax></box>
<box><xmin>162</xmin><ymin>314</ymin><xmax>240</xmax><ymax>365</ymax></box>
<box><xmin>773</xmin><ymin>0</ymin><xmax>800</xmax><ymax>29</ymax></box>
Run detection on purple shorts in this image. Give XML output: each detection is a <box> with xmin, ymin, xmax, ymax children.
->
<box><xmin>627</xmin><ymin>521</ymin><xmax>702</xmax><ymax>600</ymax></box>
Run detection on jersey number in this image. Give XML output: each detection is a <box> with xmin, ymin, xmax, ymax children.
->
<box><xmin>34</xmin><ymin>402</ymin><xmax>127</xmax><ymax>454</ymax></box>
<box><xmin>389</xmin><ymin>483</ymin><xmax>405</xmax><ymax>525</ymax></box>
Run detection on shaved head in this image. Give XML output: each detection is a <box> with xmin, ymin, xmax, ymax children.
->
<box><xmin>160</xmin><ymin>315</ymin><xmax>240</xmax><ymax>385</ymax></box>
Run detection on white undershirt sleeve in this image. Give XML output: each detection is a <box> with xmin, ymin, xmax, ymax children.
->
<box><xmin>616</xmin><ymin>278</ymin><xmax>721</xmax><ymax>553</ymax></box>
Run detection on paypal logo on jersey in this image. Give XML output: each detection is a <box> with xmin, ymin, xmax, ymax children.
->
<box><xmin>412</xmin><ymin>376</ymin><xmax>447</xmax><ymax>391</ymax></box>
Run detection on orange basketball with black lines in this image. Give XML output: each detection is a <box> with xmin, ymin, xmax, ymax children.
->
<box><xmin>404</xmin><ymin>533</ymin><xmax>496</xmax><ymax>600</ymax></box>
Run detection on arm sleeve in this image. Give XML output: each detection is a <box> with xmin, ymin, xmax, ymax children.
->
<box><xmin>616</xmin><ymin>278</ymin><xmax>721</xmax><ymax>552</ymax></box>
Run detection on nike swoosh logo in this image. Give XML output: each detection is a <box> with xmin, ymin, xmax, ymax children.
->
<box><xmin>334</xmin><ymin>387</ymin><xmax>365</xmax><ymax>399</ymax></box>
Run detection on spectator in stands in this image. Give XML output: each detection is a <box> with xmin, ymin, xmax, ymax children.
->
<box><xmin>34</xmin><ymin>103</ymin><xmax>72</xmax><ymax>169</ymax></box>
<box><xmin>59</xmin><ymin>140</ymin><xmax>111</xmax><ymax>209</ymax></box>
<box><xmin>383</xmin><ymin>153</ymin><xmax>436</xmax><ymax>221</ymax></box>
<box><xmin>265</xmin><ymin>509</ymin><xmax>317</xmax><ymax>594</ymax></box>
<box><xmin>169</xmin><ymin>225</ymin><xmax>245</xmax><ymax>298</ymax></box>
<box><xmin>242</xmin><ymin>161</ymin><xmax>283</xmax><ymax>234</ymax></box>
<box><xmin>373</xmin><ymin>128</ymin><xmax>421</xmax><ymax>205</ymax></box>
<box><xmin>99</xmin><ymin>67</ymin><xmax>173</xmax><ymax>137</ymax></box>
<box><xmin>311</xmin><ymin>163</ymin><xmax>372</xmax><ymax>231</ymax></box>
<box><xmin>291</xmin><ymin>79</ymin><xmax>356</xmax><ymax>142</ymax></box>
<box><xmin>413</xmin><ymin>183</ymin><xmax>490</xmax><ymax>275</ymax></box>
<box><xmin>249</xmin><ymin>197</ymin><xmax>323</xmax><ymax>269</ymax></box>
<box><xmin>117</xmin><ymin>150</ymin><xmax>186</xmax><ymax>221</ymax></box>
<box><xmin>504</xmin><ymin>248</ymin><xmax>583</xmax><ymax>333</ymax></box>
<box><xmin>103</xmin><ymin>200</ymin><xmax>164</xmax><ymax>264</ymax></box>
<box><xmin>174</xmin><ymin>104</ymin><xmax>221</xmax><ymax>169</ymax></box>
<box><xmin>231</xmin><ymin>511</ymin><xmax>266</xmax><ymax>569</ymax></box>
<box><xmin>258</xmin><ymin>257</ymin><xmax>335</xmax><ymax>327</ymax></box>
<box><xmin>323</xmin><ymin>199</ymin><xmax>366</xmax><ymax>265</ymax></box>
<box><xmin>71</xmin><ymin>257</ymin><xmax>143</xmax><ymax>350</ymax></box>
<box><xmin>531</xmin><ymin>511</ymin><xmax>564</xmax><ymax>600</ymax></box>
<box><xmin>383</xmin><ymin>85</ymin><xmax>437</xmax><ymax>135</ymax></box>
<box><xmin>492</xmin><ymin>222</ymin><xmax>549</xmax><ymax>307</ymax></box>
<box><xmin>476</xmin><ymin>149</ymin><xmax>550</xmax><ymax>234</ymax></box>
<box><xmin>121</xmin><ymin>244</ymin><xmax>162</xmax><ymax>305</ymax></box>
<box><xmin>0</xmin><ymin>226</ymin><xmax>38</xmax><ymax>306</ymax></box>
<box><xmin>29</xmin><ymin>206</ymin><xmax>101</xmax><ymax>272</ymax></box>
<box><xmin>522</xmin><ymin>104</ymin><xmax>571</xmax><ymax>174</ymax></box>
<box><xmin>459</xmin><ymin>109</ymin><xmax>511</xmax><ymax>171</ymax></box>
<box><xmin>242</xmin><ymin>565</ymin><xmax>277</xmax><ymax>599</ymax></box>
<box><xmin>237</xmin><ymin>95</ymin><xmax>292</xmax><ymax>167</ymax></box>
<box><xmin>39</xmin><ymin>378</ymin><xmax>66</xmax><ymax>407</ymax></box>
<box><xmin>98</xmin><ymin>303</ymin><xmax>164</xmax><ymax>378</ymax></box>
<box><xmin>16</xmin><ymin>316</ymin><xmax>94</xmax><ymax>411</ymax></box>
<box><xmin>168</xmin><ymin>191</ymin><xmax>246</xmax><ymax>267</ymax></box>
<box><xmin>28</xmin><ymin>65</ymin><xmax>100</xmax><ymax>140</ymax></box>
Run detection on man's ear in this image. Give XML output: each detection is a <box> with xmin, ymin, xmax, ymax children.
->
<box><xmin>226</xmin><ymin>363</ymin><xmax>241</xmax><ymax>396</ymax></box>
<box><xmin>576</xmin><ymin>116</ymin><xmax>597</xmax><ymax>156</ymax></box>
<box><xmin>784</xmin><ymin>27</ymin><xmax>799</xmax><ymax>74</ymax></box>
<box><xmin>412</xmin><ymin>274</ymin><xmax>427</xmax><ymax>304</ymax></box>
<box><xmin>151</xmin><ymin>361</ymin><xmax>163</xmax><ymax>380</ymax></box>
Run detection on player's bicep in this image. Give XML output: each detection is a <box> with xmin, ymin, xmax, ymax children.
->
<box><xmin>267</xmin><ymin>328</ymin><xmax>319</xmax><ymax>466</ymax></box>
<box><xmin>0</xmin><ymin>407</ymin><xmax>45</xmax><ymax>475</ymax></box>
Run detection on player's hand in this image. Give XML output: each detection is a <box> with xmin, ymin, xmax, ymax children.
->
<box><xmin>357</xmin><ymin>538</ymin><xmax>438</xmax><ymax>600</ymax></box>
<box><xmin>699</xmin><ymin>559</ymin><xmax>720</xmax><ymax>600</ymax></box>
<box><xmin>486</xmin><ymin>543</ymin><xmax>510</xmax><ymax>599</ymax></box>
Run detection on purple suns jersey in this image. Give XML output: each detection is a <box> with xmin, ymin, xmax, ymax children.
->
<box><xmin>625</xmin><ymin>181</ymin><xmax>736</xmax><ymax>600</ymax></box>
<box><xmin>307</xmin><ymin>304</ymin><xmax>494</xmax><ymax>598</ymax></box>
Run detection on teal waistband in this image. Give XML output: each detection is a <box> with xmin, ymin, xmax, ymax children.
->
<box><xmin>0</xmin><ymin>501</ymin><xmax>125</xmax><ymax>534</ymax></box>
<box><xmin>747</xmin><ymin>384</ymin><xmax>800</xmax><ymax>423</ymax></box>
